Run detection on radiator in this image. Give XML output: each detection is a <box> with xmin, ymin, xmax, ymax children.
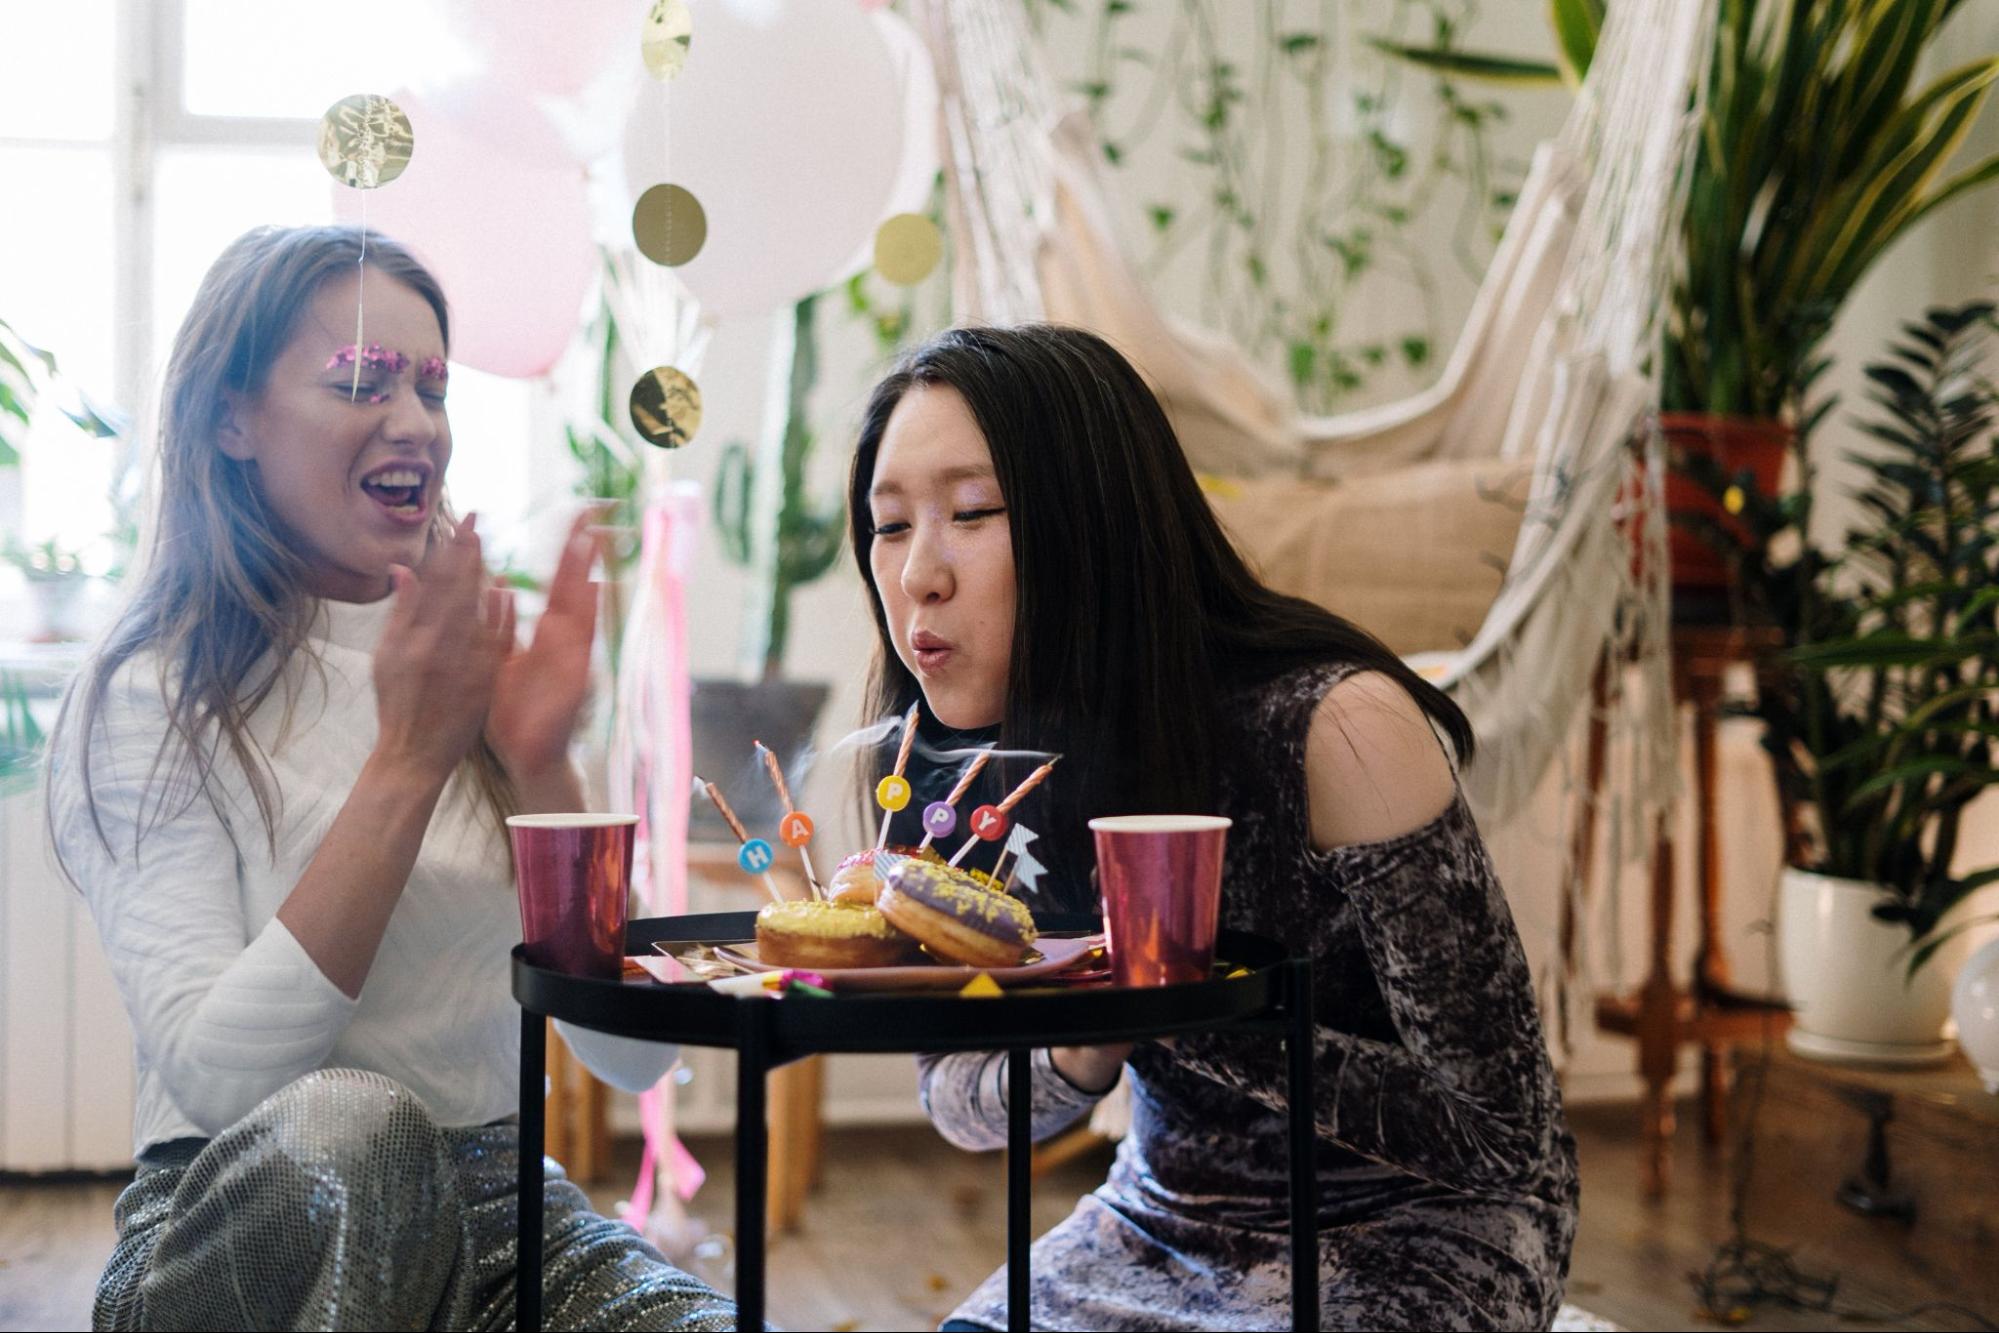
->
<box><xmin>0</xmin><ymin>780</ymin><xmax>136</xmax><ymax>1173</ymax></box>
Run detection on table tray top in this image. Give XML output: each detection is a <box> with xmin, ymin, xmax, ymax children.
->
<box><xmin>512</xmin><ymin>910</ymin><xmax>1298</xmax><ymax>1054</ymax></box>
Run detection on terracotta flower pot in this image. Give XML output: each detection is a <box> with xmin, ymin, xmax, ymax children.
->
<box><xmin>1660</xmin><ymin>412</ymin><xmax>1792</xmax><ymax>591</ymax></box>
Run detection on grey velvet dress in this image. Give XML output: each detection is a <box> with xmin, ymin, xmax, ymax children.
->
<box><xmin>919</xmin><ymin>662</ymin><xmax>1579</xmax><ymax>1331</ymax></box>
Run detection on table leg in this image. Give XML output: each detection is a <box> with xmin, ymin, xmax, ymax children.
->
<box><xmin>1637</xmin><ymin>813</ymin><xmax>1680</xmax><ymax>1199</ymax></box>
<box><xmin>1701</xmin><ymin>1043</ymin><xmax>1728</xmax><ymax>1146</ymax></box>
<box><xmin>735</xmin><ymin>1006</ymin><xmax>769</xmax><ymax>1333</ymax></box>
<box><xmin>519</xmin><ymin>1007</ymin><xmax>546</xmax><ymax>1333</ymax></box>
<box><xmin>1007</xmin><ymin>1047</ymin><xmax>1032</xmax><ymax>1333</ymax></box>
<box><xmin>767</xmin><ymin>1056</ymin><xmax>822</xmax><ymax>1232</ymax></box>
<box><xmin>1286</xmin><ymin>959</ymin><xmax>1318</xmax><ymax>1333</ymax></box>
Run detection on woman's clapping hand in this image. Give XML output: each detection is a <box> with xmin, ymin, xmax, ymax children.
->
<box><xmin>371</xmin><ymin>513</ymin><xmax>512</xmax><ymax>786</ymax></box>
<box><xmin>483</xmin><ymin>507</ymin><xmax>610</xmax><ymax>783</ymax></box>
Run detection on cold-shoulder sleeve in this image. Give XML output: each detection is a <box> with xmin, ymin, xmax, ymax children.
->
<box><xmin>46</xmin><ymin>658</ymin><xmax>359</xmax><ymax>1135</ymax></box>
<box><xmin>1172</xmin><ymin>795</ymin><xmax>1568</xmax><ymax>1198</ymax></box>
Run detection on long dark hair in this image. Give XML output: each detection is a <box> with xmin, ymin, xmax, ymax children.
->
<box><xmin>46</xmin><ymin>224</ymin><xmax>518</xmax><ymax>887</ymax></box>
<box><xmin>848</xmin><ymin>324</ymin><xmax>1472</xmax><ymax>903</ymax></box>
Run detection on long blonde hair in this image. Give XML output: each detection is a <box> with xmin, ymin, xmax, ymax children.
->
<box><xmin>45</xmin><ymin>224</ymin><xmax>518</xmax><ymax>887</ymax></box>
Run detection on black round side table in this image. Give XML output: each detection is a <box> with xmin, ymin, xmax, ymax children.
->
<box><xmin>513</xmin><ymin>911</ymin><xmax>1318</xmax><ymax>1332</ymax></box>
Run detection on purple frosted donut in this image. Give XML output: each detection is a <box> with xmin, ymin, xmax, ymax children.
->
<box><xmin>877</xmin><ymin>860</ymin><xmax>1037</xmax><ymax>968</ymax></box>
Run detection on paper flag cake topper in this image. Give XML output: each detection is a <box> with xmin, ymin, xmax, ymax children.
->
<box><xmin>317</xmin><ymin>94</ymin><xmax>413</xmax><ymax>190</ymax></box>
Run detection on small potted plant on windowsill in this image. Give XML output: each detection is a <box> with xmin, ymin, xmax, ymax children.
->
<box><xmin>3</xmin><ymin>533</ymin><xmax>95</xmax><ymax>643</ymax></box>
<box><xmin>1731</xmin><ymin>301</ymin><xmax>1998</xmax><ymax>1064</ymax></box>
<box><xmin>2</xmin><ymin>314</ymin><xmax>126</xmax><ymax>643</ymax></box>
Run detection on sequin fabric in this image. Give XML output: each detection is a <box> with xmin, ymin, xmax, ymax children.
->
<box><xmin>93</xmin><ymin>1069</ymin><xmax>744</xmax><ymax>1332</ymax></box>
<box><xmin>921</xmin><ymin>662</ymin><xmax>1580</xmax><ymax>1331</ymax></box>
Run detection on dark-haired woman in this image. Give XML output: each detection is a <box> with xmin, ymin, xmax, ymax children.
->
<box><xmin>855</xmin><ymin>325</ymin><xmax>1578</xmax><ymax>1331</ymax></box>
<box><xmin>45</xmin><ymin>225</ymin><xmax>738</xmax><ymax>1331</ymax></box>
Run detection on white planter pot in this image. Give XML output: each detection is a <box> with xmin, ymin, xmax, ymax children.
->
<box><xmin>1777</xmin><ymin>866</ymin><xmax>1968</xmax><ymax>1066</ymax></box>
<box><xmin>26</xmin><ymin>575</ymin><xmax>89</xmax><ymax>642</ymax></box>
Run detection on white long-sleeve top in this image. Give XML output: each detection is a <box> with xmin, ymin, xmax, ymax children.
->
<box><xmin>47</xmin><ymin>594</ymin><xmax>666</xmax><ymax>1154</ymax></box>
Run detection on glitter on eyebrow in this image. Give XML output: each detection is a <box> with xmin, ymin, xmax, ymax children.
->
<box><xmin>417</xmin><ymin>356</ymin><xmax>448</xmax><ymax>382</ymax></box>
<box><xmin>323</xmin><ymin>342</ymin><xmax>411</xmax><ymax>373</ymax></box>
<box><xmin>363</xmin><ymin>343</ymin><xmax>409</xmax><ymax>373</ymax></box>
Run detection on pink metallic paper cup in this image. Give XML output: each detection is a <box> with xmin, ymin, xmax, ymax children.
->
<box><xmin>508</xmin><ymin>813</ymin><xmax>638</xmax><ymax>978</ymax></box>
<box><xmin>1089</xmin><ymin>815</ymin><xmax>1231</xmax><ymax>987</ymax></box>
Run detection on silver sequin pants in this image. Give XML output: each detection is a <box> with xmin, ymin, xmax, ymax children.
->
<box><xmin>93</xmin><ymin>1069</ymin><xmax>745</xmax><ymax>1331</ymax></box>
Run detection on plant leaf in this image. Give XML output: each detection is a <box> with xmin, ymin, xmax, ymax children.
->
<box><xmin>1547</xmin><ymin>0</ymin><xmax>1602</xmax><ymax>88</ymax></box>
<box><xmin>1362</xmin><ymin>37</ymin><xmax>1562</xmax><ymax>87</ymax></box>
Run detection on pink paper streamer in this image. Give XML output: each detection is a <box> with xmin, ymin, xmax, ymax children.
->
<box><xmin>617</xmin><ymin>487</ymin><xmax>704</xmax><ymax>1222</ymax></box>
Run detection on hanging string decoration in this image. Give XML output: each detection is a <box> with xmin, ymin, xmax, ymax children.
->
<box><xmin>316</xmin><ymin>93</ymin><xmax>413</xmax><ymax>190</ymax></box>
<box><xmin>632</xmin><ymin>183</ymin><xmax>708</xmax><ymax>268</ymax></box>
<box><xmin>628</xmin><ymin>365</ymin><xmax>704</xmax><ymax>449</ymax></box>
<box><xmin>872</xmin><ymin>211</ymin><xmax>941</xmax><ymax>286</ymax></box>
<box><xmin>643</xmin><ymin>0</ymin><xmax>694</xmax><ymax>80</ymax></box>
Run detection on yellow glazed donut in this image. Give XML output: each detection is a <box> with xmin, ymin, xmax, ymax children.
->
<box><xmin>754</xmin><ymin>900</ymin><xmax>921</xmax><ymax>970</ymax></box>
<box><xmin>877</xmin><ymin>860</ymin><xmax>1038</xmax><ymax>969</ymax></box>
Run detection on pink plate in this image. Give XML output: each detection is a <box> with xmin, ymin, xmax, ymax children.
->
<box><xmin>663</xmin><ymin>933</ymin><xmax>1106</xmax><ymax>992</ymax></box>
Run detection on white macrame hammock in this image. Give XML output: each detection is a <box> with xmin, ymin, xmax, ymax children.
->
<box><xmin>915</xmin><ymin>0</ymin><xmax>1714</xmax><ymax>1072</ymax></box>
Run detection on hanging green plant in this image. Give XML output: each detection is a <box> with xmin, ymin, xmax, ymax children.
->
<box><xmin>1026</xmin><ymin>0</ymin><xmax>1525</xmax><ymax>412</ymax></box>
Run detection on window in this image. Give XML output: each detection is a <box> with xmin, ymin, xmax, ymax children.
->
<box><xmin>0</xmin><ymin>0</ymin><xmax>534</xmax><ymax>603</ymax></box>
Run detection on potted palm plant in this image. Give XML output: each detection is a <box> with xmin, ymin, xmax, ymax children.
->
<box><xmin>1375</xmin><ymin>1</ymin><xmax>1999</xmax><ymax>591</ymax></box>
<box><xmin>1731</xmin><ymin>301</ymin><xmax>1998</xmax><ymax>1063</ymax></box>
<box><xmin>1662</xmin><ymin>1</ymin><xmax>1999</xmax><ymax>590</ymax></box>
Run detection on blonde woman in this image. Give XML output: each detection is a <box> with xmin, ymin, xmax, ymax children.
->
<box><xmin>45</xmin><ymin>225</ymin><xmax>738</xmax><ymax>1331</ymax></box>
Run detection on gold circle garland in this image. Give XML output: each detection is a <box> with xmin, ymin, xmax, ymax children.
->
<box><xmin>317</xmin><ymin>93</ymin><xmax>414</xmax><ymax>189</ymax></box>
<box><xmin>642</xmin><ymin>0</ymin><xmax>693</xmax><ymax>80</ymax></box>
<box><xmin>873</xmin><ymin>213</ymin><xmax>944</xmax><ymax>286</ymax></box>
<box><xmin>632</xmin><ymin>183</ymin><xmax>708</xmax><ymax>267</ymax></box>
<box><xmin>628</xmin><ymin>366</ymin><xmax>703</xmax><ymax>448</ymax></box>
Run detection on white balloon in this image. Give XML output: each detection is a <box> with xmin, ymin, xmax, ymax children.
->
<box><xmin>620</xmin><ymin>0</ymin><xmax>907</xmax><ymax>320</ymax></box>
<box><xmin>553</xmin><ymin>1019</ymin><xmax>681</xmax><ymax>1095</ymax></box>
<box><xmin>826</xmin><ymin>8</ymin><xmax>942</xmax><ymax>283</ymax></box>
<box><xmin>1953</xmin><ymin>935</ymin><xmax>1999</xmax><ymax>1094</ymax></box>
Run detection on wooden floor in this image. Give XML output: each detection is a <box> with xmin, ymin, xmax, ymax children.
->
<box><xmin>0</xmin><ymin>1098</ymin><xmax>1969</xmax><ymax>1331</ymax></box>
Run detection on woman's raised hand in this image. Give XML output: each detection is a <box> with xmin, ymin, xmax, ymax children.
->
<box><xmin>371</xmin><ymin>513</ymin><xmax>512</xmax><ymax>786</ymax></box>
<box><xmin>483</xmin><ymin>506</ymin><xmax>610</xmax><ymax>782</ymax></box>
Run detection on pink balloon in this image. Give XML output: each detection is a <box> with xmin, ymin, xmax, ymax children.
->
<box><xmin>453</xmin><ymin>0</ymin><xmax>638</xmax><ymax>97</ymax></box>
<box><xmin>419</xmin><ymin>76</ymin><xmax>582</xmax><ymax>170</ymax></box>
<box><xmin>334</xmin><ymin>86</ymin><xmax>595</xmax><ymax>379</ymax></box>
